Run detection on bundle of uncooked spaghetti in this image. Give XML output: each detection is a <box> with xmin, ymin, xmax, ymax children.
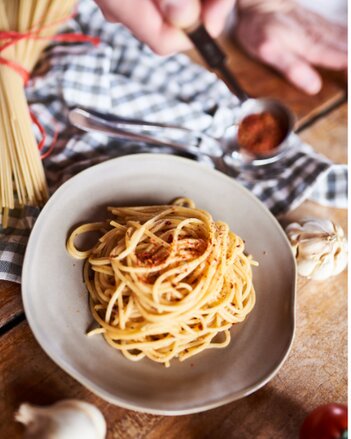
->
<box><xmin>0</xmin><ymin>0</ymin><xmax>77</xmax><ymax>227</ymax></box>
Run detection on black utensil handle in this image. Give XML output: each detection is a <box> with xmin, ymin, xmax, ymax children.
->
<box><xmin>186</xmin><ymin>24</ymin><xmax>248</xmax><ymax>101</ymax></box>
<box><xmin>219</xmin><ymin>64</ymin><xmax>248</xmax><ymax>102</ymax></box>
<box><xmin>186</xmin><ymin>24</ymin><xmax>226</xmax><ymax>68</ymax></box>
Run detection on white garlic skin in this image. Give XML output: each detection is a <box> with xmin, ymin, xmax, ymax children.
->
<box><xmin>286</xmin><ymin>218</ymin><xmax>348</xmax><ymax>281</ymax></box>
<box><xmin>15</xmin><ymin>399</ymin><xmax>106</xmax><ymax>439</ymax></box>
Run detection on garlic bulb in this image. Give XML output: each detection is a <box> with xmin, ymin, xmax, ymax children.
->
<box><xmin>15</xmin><ymin>399</ymin><xmax>106</xmax><ymax>439</ymax></box>
<box><xmin>286</xmin><ymin>218</ymin><xmax>348</xmax><ymax>281</ymax></box>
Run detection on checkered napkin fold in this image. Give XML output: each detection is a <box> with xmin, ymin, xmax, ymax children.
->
<box><xmin>0</xmin><ymin>0</ymin><xmax>347</xmax><ymax>283</ymax></box>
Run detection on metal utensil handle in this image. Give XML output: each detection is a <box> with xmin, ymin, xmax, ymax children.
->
<box><xmin>69</xmin><ymin>108</ymin><xmax>223</xmax><ymax>158</ymax></box>
<box><xmin>68</xmin><ymin>108</ymin><xmax>223</xmax><ymax>158</ymax></box>
<box><xmin>78</xmin><ymin>108</ymin><xmax>202</xmax><ymax>134</ymax></box>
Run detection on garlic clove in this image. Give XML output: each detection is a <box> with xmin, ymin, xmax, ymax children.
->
<box><xmin>297</xmin><ymin>237</ymin><xmax>332</xmax><ymax>258</ymax></box>
<box><xmin>286</xmin><ymin>217</ymin><xmax>348</xmax><ymax>281</ymax></box>
<box><xmin>15</xmin><ymin>399</ymin><xmax>106</xmax><ymax>439</ymax></box>
<box><xmin>336</xmin><ymin>223</ymin><xmax>346</xmax><ymax>237</ymax></box>
<box><xmin>334</xmin><ymin>248</ymin><xmax>348</xmax><ymax>276</ymax></box>
<box><xmin>296</xmin><ymin>258</ymin><xmax>320</xmax><ymax>278</ymax></box>
<box><xmin>302</xmin><ymin>219</ymin><xmax>334</xmax><ymax>234</ymax></box>
<box><xmin>310</xmin><ymin>254</ymin><xmax>336</xmax><ymax>281</ymax></box>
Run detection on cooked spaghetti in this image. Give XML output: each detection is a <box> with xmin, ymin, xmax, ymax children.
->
<box><xmin>67</xmin><ymin>199</ymin><xmax>256</xmax><ymax>367</ymax></box>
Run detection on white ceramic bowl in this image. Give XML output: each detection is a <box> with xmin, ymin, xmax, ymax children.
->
<box><xmin>22</xmin><ymin>154</ymin><xmax>296</xmax><ymax>415</ymax></box>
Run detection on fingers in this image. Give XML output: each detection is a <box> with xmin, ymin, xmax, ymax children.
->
<box><xmin>284</xmin><ymin>61</ymin><xmax>322</xmax><ymax>95</ymax></box>
<box><xmin>202</xmin><ymin>0</ymin><xmax>236</xmax><ymax>37</ymax></box>
<box><xmin>234</xmin><ymin>9</ymin><xmax>346</xmax><ymax>95</ymax></box>
<box><xmin>157</xmin><ymin>0</ymin><xmax>201</xmax><ymax>28</ymax></box>
<box><xmin>95</xmin><ymin>0</ymin><xmax>192</xmax><ymax>54</ymax></box>
<box><xmin>277</xmin><ymin>16</ymin><xmax>348</xmax><ymax>70</ymax></box>
<box><xmin>145</xmin><ymin>24</ymin><xmax>193</xmax><ymax>55</ymax></box>
<box><xmin>95</xmin><ymin>0</ymin><xmax>234</xmax><ymax>55</ymax></box>
<box><xmin>257</xmin><ymin>41</ymin><xmax>322</xmax><ymax>95</ymax></box>
<box><xmin>296</xmin><ymin>42</ymin><xmax>347</xmax><ymax>70</ymax></box>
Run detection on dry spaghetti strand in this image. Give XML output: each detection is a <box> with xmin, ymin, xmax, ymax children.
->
<box><xmin>0</xmin><ymin>0</ymin><xmax>77</xmax><ymax>227</ymax></box>
<box><xmin>67</xmin><ymin>199</ymin><xmax>256</xmax><ymax>367</ymax></box>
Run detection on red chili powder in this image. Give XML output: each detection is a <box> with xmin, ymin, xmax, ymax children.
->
<box><xmin>237</xmin><ymin>112</ymin><xmax>286</xmax><ymax>155</ymax></box>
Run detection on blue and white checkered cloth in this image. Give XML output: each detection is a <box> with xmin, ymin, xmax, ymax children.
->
<box><xmin>0</xmin><ymin>0</ymin><xmax>347</xmax><ymax>283</ymax></box>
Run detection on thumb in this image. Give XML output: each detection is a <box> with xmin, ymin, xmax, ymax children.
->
<box><xmin>158</xmin><ymin>0</ymin><xmax>201</xmax><ymax>28</ymax></box>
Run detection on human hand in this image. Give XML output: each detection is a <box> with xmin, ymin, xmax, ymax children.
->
<box><xmin>95</xmin><ymin>0</ymin><xmax>235</xmax><ymax>55</ymax></box>
<box><xmin>234</xmin><ymin>2</ymin><xmax>347</xmax><ymax>94</ymax></box>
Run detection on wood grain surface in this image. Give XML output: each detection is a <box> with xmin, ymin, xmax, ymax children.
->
<box><xmin>0</xmin><ymin>281</ymin><xmax>22</xmax><ymax>329</ymax></box>
<box><xmin>0</xmin><ymin>35</ymin><xmax>347</xmax><ymax>439</ymax></box>
<box><xmin>298</xmin><ymin>103</ymin><xmax>347</xmax><ymax>164</ymax></box>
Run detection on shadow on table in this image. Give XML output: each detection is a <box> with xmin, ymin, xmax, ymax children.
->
<box><xmin>183</xmin><ymin>384</ymin><xmax>309</xmax><ymax>439</ymax></box>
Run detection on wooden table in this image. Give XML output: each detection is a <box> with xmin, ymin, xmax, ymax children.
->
<box><xmin>0</xmin><ymin>33</ymin><xmax>347</xmax><ymax>439</ymax></box>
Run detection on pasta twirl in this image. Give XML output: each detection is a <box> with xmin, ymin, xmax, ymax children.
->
<box><xmin>67</xmin><ymin>199</ymin><xmax>256</xmax><ymax>367</ymax></box>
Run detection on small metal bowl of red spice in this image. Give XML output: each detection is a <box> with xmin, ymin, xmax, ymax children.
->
<box><xmin>223</xmin><ymin>98</ymin><xmax>296</xmax><ymax>166</ymax></box>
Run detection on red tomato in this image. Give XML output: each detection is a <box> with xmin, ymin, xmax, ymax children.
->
<box><xmin>300</xmin><ymin>403</ymin><xmax>348</xmax><ymax>439</ymax></box>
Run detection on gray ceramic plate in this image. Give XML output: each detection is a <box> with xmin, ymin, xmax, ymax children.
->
<box><xmin>22</xmin><ymin>154</ymin><xmax>296</xmax><ymax>415</ymax></box>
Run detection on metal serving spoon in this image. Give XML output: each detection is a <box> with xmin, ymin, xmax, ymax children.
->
<box><xmin>69</xmin><ymin>106</ymin><xmax>293</xmax><ymax>171</ymax></box>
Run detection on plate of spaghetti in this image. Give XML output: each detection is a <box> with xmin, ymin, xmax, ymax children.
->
<box><xmin>22</xmin><ymin>153</ymin><xmax>296</xmax><ymax>415</ymax></box>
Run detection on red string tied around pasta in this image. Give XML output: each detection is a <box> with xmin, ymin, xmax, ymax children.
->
<box><xmin>0</xmin><ymin>13</ymin><xmax>100</xmax><ymax>159</ymax></box>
